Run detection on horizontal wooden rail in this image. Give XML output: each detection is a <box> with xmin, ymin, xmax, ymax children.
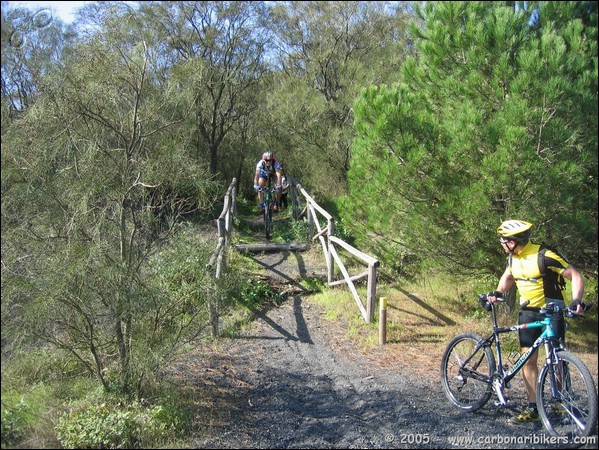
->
<box><xmin>295</xmin><ymin>183</ymin><xmax>379</xmax><ymax>323</ymax></box>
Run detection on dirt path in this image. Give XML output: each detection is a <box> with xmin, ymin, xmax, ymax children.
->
<box><xmin>166</xmin><ymin>241</ymin><xmax>598</xmax><ymax>449</ymax></box>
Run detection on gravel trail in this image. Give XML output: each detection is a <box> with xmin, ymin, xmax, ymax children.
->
<box><xmin>169</xmin><ymin>244</ymin><xmax>597</xmax><ymax>449</ymax></box>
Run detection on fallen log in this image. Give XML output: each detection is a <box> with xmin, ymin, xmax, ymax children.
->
<box><xmin>234</xmin><ymin>243</ymin><xmax>311</xmax><ymax>253</ymax></box>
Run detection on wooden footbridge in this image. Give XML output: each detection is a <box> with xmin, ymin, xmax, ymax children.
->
<box><xmin>207</xmin><ymin>178</ymin><xmax>380</xmax><ymax>324</ymax></box>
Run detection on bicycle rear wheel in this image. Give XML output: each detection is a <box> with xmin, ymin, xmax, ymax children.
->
<box><xmin>537</xmin><ymin>350</ymin><xmax>598</xmax><ymax>438</ymax></box>
<box><xmin>441</xmin><ymin>333</ymin><xmax>496</xmax><ymax>411</ymax></box>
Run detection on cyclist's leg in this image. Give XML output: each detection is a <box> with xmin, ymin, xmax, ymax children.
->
<box><xmin>522</xmin><ymin>348</ymin><xmax>539</xmax><ymax>403</ymax></box>
<box><xmin>273</xmin><ymin>170</ymin><xmax>283</xmax><ymax>210</ymax></box>
<box><xmin>511</xmin><ymin>309</ymin><xmax>543</xmax><ymax>423</ymax></box>
<box><xmin>519</xmin><ymin>309</ymin><xmax>543</xmax><ymax>402</ymax></box>
<box><xmin>257</xmin><ymin>173</ymin><xmax>267</xmax><ymax>210</ymax></box>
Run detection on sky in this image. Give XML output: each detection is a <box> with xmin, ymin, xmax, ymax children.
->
<box><xmin>9</xmin><ymin>1</ymin><xmax>88</xmax><ymax>24</ymax></box>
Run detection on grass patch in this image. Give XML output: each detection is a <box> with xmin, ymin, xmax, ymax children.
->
<box><xmin>310</xmin><ymin>287</ymin><xmax>379</xmax><ymax>350</ymax></box>
<box><xmin>307</xmin><ymin>272</ymin><xmax>598</xmax><ymax>359</ymax></box>
<box><xmin>2</xmin><ymin>349</ymin><xmax>193</xmax><ymax>449</ymax></box>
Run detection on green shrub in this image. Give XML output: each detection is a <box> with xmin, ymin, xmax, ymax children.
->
<box><xmin>55</xmin><ymin>399</ymin><xmax>181</xmax><ymax>449</ymax></box>
<box><xmin>1</xmin><ymin>399</ymin><xmax>34</xmax><ymax>448</ymax></box>
<box><xmin>240</xmin><ymin>279</ymin><xmax>283</xmax><ymax>307</ymax></box>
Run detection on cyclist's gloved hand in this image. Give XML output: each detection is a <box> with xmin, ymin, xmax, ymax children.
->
<box><xmin>487</xmin><ymin>291</ymin><xmax>503</xmax><ymax>302</ymax></box>
<box><xmin>568</xmin><ymin>299</ymin><xmax>587</xmax><ymax>314</ymax></box>
<box><xmin>479</xmin><ymin>294</ymin><xmax>492</xmax><ymax>311</ymax></box>
<box><xmin>253</xmin><ymin>184</ymin><xmax>260</xmax><ymax>191</ymax></box>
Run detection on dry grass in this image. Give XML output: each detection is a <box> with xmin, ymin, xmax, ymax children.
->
<box><xmin>308</xmin><ymin>280</ymin><xmax>599</xmax><ymax>390</ymax></box>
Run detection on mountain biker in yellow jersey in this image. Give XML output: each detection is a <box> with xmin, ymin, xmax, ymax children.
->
<box><xmin>487</xmin><ymin>220</ymin><xmax>585</xmax><ymax>425</ymax></box>
<box><xmin>253</xmin><ymin>151</ymin><xmax>283</xmax><ymax>214</ymax></box>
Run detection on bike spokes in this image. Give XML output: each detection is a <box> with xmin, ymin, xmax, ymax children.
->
<box><xmin>537</xmin><ymin>351</ymin><xmax>598</xmax><ymax>438</ymax></box>
<box><xmin>441</xmin><ymin>334</ymin><xmax>495</xmax><ymax>412</ymax></box>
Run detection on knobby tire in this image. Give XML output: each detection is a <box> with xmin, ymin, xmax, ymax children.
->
<box><xmin>264</xmin><ymin>204</ymin><xmax>271</xmax><ymax>239</ymax></box>
<box><xmin>440</xmin><ymin>333</ymin><xmax>495</xmax><ymax>412</ymax></box>
<box><xmin>537</xmin><ymin>350</ymin><xmax>598</xmax><ymax>438</ymax></box>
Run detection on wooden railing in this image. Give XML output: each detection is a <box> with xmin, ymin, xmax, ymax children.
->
<box><xmin>208</xmin><ymin>178</ymin><xmax>379</xmax><ymax>324</ymax></box>
<box><xmin>206</xmin><ymin>178</ymin><xmax>237</xmax><ymax>335</ymax></box>
<box><xmin>207</xmin><ymin>178</ymin><xmax>236</xmax><ymax>277</ymax></box>
<box><xmin>296</xmin><ymin>183</ymin><xmax>379</xmax><ymax>323</ymax></box>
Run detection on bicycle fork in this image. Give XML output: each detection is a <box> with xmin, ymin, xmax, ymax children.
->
<box><xmin>545</xmin><ymin>342</ymin><xmax>561</xmax><ymax>397</ymax></box>
<box><xmin>543</xmin><ymin>344</ymin><xmax>584</xmax><ymax>429</ymax></box>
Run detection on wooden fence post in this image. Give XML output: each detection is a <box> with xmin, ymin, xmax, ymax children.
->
<box><xmin>379</xmin><ymin>296</ymin><xmax>387</xmax><ymax>345</ymax></box>
<box><xmin>327</xmin><ymin>218</ymin><xmax>334</xmax><ymax>284</ymax></box>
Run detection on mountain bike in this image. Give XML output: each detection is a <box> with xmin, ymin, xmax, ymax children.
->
<box><xmin>261</xmin><ymin>176</ymin><xmax>276</xmax><ymax>239</ymax></box>
<box><xmin>440</xmin><ymin>295</ymin><xmax>597</xmax><ymax>439</ymax></box>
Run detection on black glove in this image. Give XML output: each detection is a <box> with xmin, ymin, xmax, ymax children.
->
<box><xmin>479</xmin><ymin>294</ymin><xmax>492</xmax><ymax>311</ymax></box>
<box><xmin>569</xmin><ymin>299</ymin><xmax>582</xmax><ymax>311</ymax></box>
<box><xmin>568</xmin><ymin>299</ymin><xmax>591</xmax><ymax>313</ymax></box>
<box><xmin>487</xmin><ymin>290</ymin><xmax>503</xmax><ymax>300</ymax></box>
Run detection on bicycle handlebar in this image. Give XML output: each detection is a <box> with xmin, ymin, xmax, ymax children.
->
<box><xmin>478</xmin><ymin>294</ymin><xmax>592</xmax><ymax>318</ymax></box>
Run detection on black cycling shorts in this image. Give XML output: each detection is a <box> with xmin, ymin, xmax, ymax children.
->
<box><xmin>518</xmin><ymin>309</ymin><xmax>565</xmax><ymax>348</ymax></box>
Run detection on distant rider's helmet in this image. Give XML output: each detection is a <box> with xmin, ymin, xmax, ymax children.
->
<box><xmin>262</xmin><ymin>151</ymin><xmax>274</xmax><ymax>162</ymax></box>
<box><xmin>497</xmin><ymin>220</ymin><xmax>533</xmax><ymax>244</ymax></box>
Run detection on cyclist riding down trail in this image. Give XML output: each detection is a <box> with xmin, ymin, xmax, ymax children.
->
<box><xmin>254</xmin><ymin>151</ymin><xmax>283</xmax><ymax>214</ymax></box>
<box><xmin>487</xmin><ymin>220</ymin><xmax>586</xmax><ymax>425</ymax></box>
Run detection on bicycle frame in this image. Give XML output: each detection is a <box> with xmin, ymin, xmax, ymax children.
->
<box><xmin>261</xmin><ymin>176</ymin><xmax>275</xmax><ymax>239</ymax></box>
<box><xmin>442</xmin><ymin>299</ymin><xmax>597</xmax><ymax>437</ymax></box>
<box><xmin>264</xmin><ymin>176</ymin><xmax>273</xmax><ymax>207</ymax></box>
<box><xmin>467</xmin><ymin>304</ymin><xmax>562</xmax><ymax>403</ymax></box>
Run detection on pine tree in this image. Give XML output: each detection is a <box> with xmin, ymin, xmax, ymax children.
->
<box><xmin>347</xmin><ymin>1</ymin><xmax>598</xmax><ymax>276</ymax></box>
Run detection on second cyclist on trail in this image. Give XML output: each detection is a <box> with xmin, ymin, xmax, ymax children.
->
<box><xmin>253</xmin><ymin>151</ymin><xmax>283</xmax><ymax>214</ymax></box>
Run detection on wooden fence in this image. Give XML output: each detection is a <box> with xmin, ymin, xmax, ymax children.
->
<box><xmin>207</xmin><ymin>178</ymin><xmax>237</xmax><ymax>277</ymax></box>
<box><xmin>295</xmin><ymin>183</ymin><xmax>380</xmax><ymax>323</ymax></box>
<box><xmin>206</xmin><ymin>178</ymin><xmax>237</xmax><ymax>335</ymax></box>
<box><xmin>208</xmin><ymin>178</ymin><xmax>379</xmax><ymax>324</ymax></box>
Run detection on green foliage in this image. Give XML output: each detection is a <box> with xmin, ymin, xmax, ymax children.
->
<box><xmin>1</xmin><ymin>399</ymin><xmax>34</xmax><ymax>448</ymax></box>
<box><xmin>240</xmin><ymin>279</ymin><xmax>284</xmax><ymax>307</ymax></box>
<box><xmin>345</xmin><ymin>1</ymin><xmax>598</xmax><ymax>277</ymax></box>
<box><xmin>0</xmin><ymin>372</ymin><xmax>74</xmax><ymax>450</ymax></box>
<box><xmin>1</xmin><ymin>347</ymin><xmax>88</xmax><ymax>387</ymax></box>
<box><xmin>55</xmin><ymin>397</ymin><xmax>183</xmax><ymax>449</ymax></box>
<box><xmin>262</xmin><ymin>1</ymin><xmax>413</xmax><ymax>196</ymax></box>
<box><xmin>301</xmin><ymin>277</ymin><xmax>325</xmax><ymax>293</ymax></box>
<box><xmin>270</xmin><ymin>215</ymin><xmax>311</xmax><ymax>244</ymax></box>
<box><xmin>1</xmin><ymin>8</ymin><xmax>222</xmax><ymax>395</ymax></box>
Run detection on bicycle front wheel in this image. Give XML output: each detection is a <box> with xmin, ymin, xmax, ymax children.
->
<box><xmin>441</xmin><ymin>333</ymin><xmax>496</xmax><ymax>411</ymax></box>
<box><xmin>264</xmin><ymin>204</ymin><xmax>272</xmax><ymax>239</ymax></box>
<box><xmin>537</xmin><ymin>350</ymin><xmax>598</xmax><ymax>438</ymax></box>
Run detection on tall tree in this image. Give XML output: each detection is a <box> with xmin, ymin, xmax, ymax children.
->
<box><xmin>1</xmin><ymin>3</ymin><xmax>71</xmax><ymax>118</ymax></box>
<box><xmin>347</xmin><ymin>1</ymin><xmax>598</xmax><ymax>277</ymax></box>
<box><xmin>2</xmin><ymin>3</ymin><xmax>221</xmax><ymax>395</ymax></box>
<box><xmin>264</xmin><ymin>1</ymin><xmax>413</xmax><ymax>195</ymax></box>
<box><xmin>146</xmin><ymin>1</ymin><xmax>270</xmax><ymax>176</ymax></box>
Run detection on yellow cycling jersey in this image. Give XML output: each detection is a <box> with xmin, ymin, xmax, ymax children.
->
<box><xmin>507</xmin><ymin>241</ymin><xmax>569</xmax><ymax>308</ymax></box>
